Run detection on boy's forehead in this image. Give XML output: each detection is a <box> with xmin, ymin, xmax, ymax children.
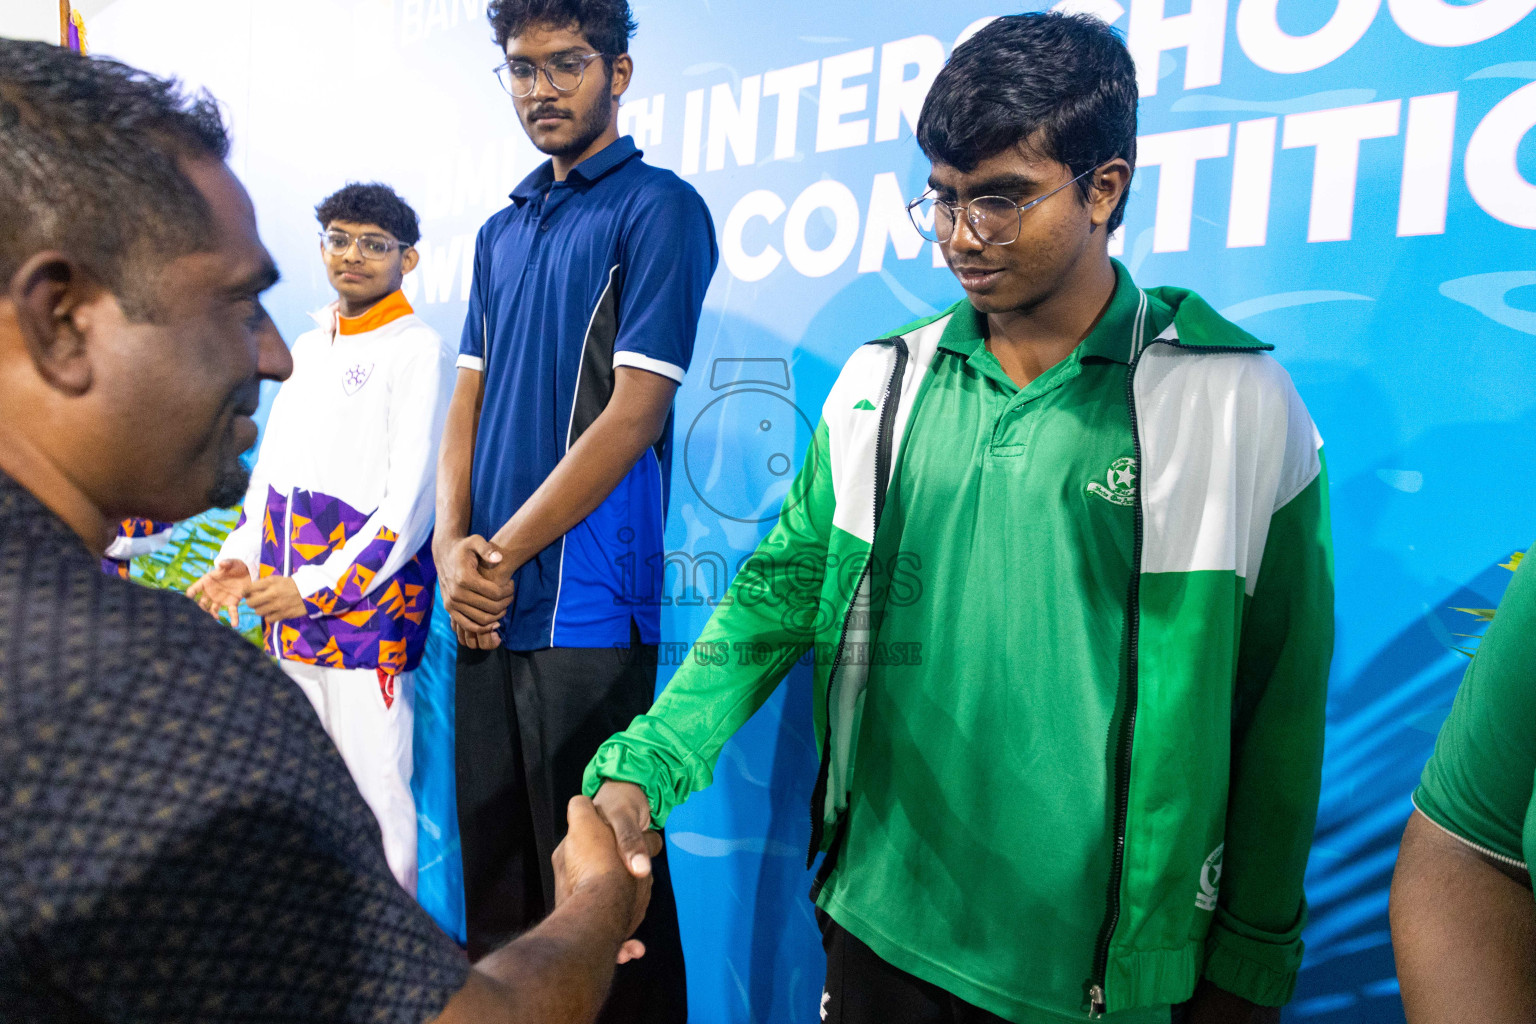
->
<box><xmin>506</xmin><ymin>22</ymin><xmax>593</xmax><ymax>58</ymax></box>
<box><xmin>928</xmin><ymin>144</ymin><xmax>1062</xmax><ymax>190</ymax></box>
<box><xmin>325</xmin><ymin>219</ymin><xmax>392</xmax><ymax>238</ymax></box>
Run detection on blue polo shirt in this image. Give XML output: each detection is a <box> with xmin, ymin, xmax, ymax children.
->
<box><xmin>459</xmin><ymin>135</ymin><xmax>717</xmax><ymax>650</ymax></box>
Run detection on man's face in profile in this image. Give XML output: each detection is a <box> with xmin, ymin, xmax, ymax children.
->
<box><xmin>97</xmin><ymin>159</ymin><xmax>289</xmax><ymax>522</ymax></box>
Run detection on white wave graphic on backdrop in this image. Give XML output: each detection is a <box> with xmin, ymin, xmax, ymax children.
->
<box><xmin>1219</xmin><ymin>291</ymin><xmax>1375</xmax><ymax>323</ymax></box>
<box><xmin>1439</xmin><ymin>272</ymin><xmax>1536</xmax><ymax>335</ymax></box>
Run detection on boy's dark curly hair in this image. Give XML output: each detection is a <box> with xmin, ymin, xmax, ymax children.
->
<box><xmin>314</xmin><ymin>182</ymin><xmax>421</xmax><ymax>246</ymax></box>
<box><xmin>487</xmin><ymin>0</ymin><xmax>636</xmax><ymax>56</ymax></box>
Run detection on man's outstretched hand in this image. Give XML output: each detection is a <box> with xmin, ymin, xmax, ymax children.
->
<box><xmin>187</xmin><ymin>558</ymin><xmax>252</xmax><ymax>624</ymax></box>
<box><xmin>438</xmin><ymin>534</ymin><xmax>515</xmax><ymax>650</ymax></box>
<box><xmin>553</xmin><ymin>795</ymin><xmax>662</xmax><ymax>965</ymax></box>
<box><xmin>430</xmin><ymin>795</ymin><xmax>664</xmax><ymax>1024</ymax></box>
<box><xmin>592</xmin><ymin>780</ymin><xmax>657</xmax><ymax>882</ymax></box>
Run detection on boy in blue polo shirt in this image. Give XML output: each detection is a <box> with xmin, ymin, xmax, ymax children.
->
<box><xmin>432</xmin><ymin>0</ymin><xmax>716</xmax><ymax>1018</ymax></box>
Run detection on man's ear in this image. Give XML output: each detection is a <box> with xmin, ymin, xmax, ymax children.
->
<box><xmin>400</xmin><ymin>246</ymin><xmax>420</xmax><ymax>275</ymax></box>
<box><xmin>610</xmin><ymin>53</ymin><xmax>633</xmax><ymax>101</ymax></box>
<box><xmin>7</xmin><ymin>252</ymin><xmax>99</xmax><ymax>396</ymax></box>
<box><xmin>1089</xmin><ymin>159</ymin><xmax>1132</xmax><ymax>228</ymax></box>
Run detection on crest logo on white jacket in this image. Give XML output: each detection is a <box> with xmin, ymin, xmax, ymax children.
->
<box><xmin>343</xmin><ymin>362</ymin><xmax>375</xmax><ymax>396</ymax></box>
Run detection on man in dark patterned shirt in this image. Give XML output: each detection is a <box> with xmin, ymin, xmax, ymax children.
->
<box><xmin>0</xmin><ymin>38</ymin><xmax>658</xmax><ymax>1024</ymax></box>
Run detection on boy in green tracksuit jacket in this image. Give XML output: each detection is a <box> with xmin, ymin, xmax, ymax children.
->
<box><xmin>585</xmin><ymin>13</ymin><xmax>1333</xmax><ymax>1024</ymax></box>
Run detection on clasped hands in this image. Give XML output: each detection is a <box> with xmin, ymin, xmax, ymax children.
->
<box><xmin>189</xmin><ymin>533</ymin><xmax>520</xmax><ymax>640</ymax></box>
<box><xmin>436</xmin><ymin>534</ymin><xmax>517</xmax><ymax>649</ymax></box>
<box><xmin>556</xmin><ymin>785</ymin><xmax>663</xmax><ymax>965</ymax></box>
<box><xmin>187</xmin><ymin>559</ymin><xmax>307</xmax><ymax>624</ymax></box>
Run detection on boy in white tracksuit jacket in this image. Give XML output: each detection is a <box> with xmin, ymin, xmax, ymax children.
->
<box><xmin>192</xmin><ymin>183</ymin><xmax>452</xmax><ymax>892</ymax></box>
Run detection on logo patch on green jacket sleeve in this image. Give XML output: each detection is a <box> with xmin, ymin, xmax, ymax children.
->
<box><xmin>1195</xmin><ymin>843</ymin><xmax>1224</xmax><ymax>911</ymax></box>
<box><xmin>1088</xmin><ymin>456</ymin><xmax>1138</xmax><ymax>506</ymax></box>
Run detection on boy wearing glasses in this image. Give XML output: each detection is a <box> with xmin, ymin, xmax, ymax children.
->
<box><xmin>433</xmin><ymin>0</ymin><xmax>714</xmax><ymax>1017</ymax></box>
<box><xmin>193</xmin><ymin>182</ymin><xmax>452</xmax><ymax>896</ymax></box>
<box><xmin>587</xmin><ymin>13</ymin><xmax>1332</xmax><ymax>1024</ymax></box>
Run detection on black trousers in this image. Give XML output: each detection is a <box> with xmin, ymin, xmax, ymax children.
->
<box><xmin>820</xmin><ymin>915</ymin><xmax>1183</xmax><ymax>1024</ymax></box>
<box><xmin>455</xmin><ymin>628</ymin><xmax>686</xmax><ymax>1023</ymax></box>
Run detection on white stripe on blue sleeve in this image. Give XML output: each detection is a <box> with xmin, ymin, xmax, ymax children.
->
<box><xmin>613</xmin><ymin>350</ymin><xmax>686</xmax><ymax>384</ymax></box>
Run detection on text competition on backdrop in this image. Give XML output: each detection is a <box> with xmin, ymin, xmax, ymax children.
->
<box><xmin>385</xmin><ymin>0</ymin><xmax>1536</xmax><ymax>307</ymax></box>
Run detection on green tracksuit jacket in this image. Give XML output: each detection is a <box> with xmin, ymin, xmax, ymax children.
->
<box><xmin>586</xmin><ymin>272</ymin><xmax>1334</xmax><ymax>1017</ymax></box>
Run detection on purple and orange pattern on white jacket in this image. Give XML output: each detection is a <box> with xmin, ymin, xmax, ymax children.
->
<box><xmin>248</xmin><ymin>486</ymin><xmax>435</xmax><ymax>674</ymax></box>
<box><xmin>101</xmin><ymin>517</ymin><xmax>175</xmax><ymax>578</ymax></box>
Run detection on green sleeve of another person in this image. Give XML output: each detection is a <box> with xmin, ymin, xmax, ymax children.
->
<box><xmin>583</xmin><ymin>420</ymin><xmax>837</xmax><ymax>827</ymax></box>
<box><xmin>1415</xmin><ymin>544</ymin><xmax>1536</xmax><ymax>868</ymax></box>
<box><xmin>1203</xmin><ymin>455</ymin><xmax>1335</xmax><ymax>1006</ymax></box>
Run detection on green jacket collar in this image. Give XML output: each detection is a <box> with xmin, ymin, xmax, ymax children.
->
<box><xmin>926</xmin><ymin>260</ymin><xmax>1273</xmax><ymax>365</ymax></box>
<box><xmin>1083</xmin><ymin>259</ymin><xmax>1157</xmax><ymax>363</ymax></box>
<box><xmin>1145</xmin><ymin>284</ymin><xmax>1272</xmax><ymax>354</ymax></box>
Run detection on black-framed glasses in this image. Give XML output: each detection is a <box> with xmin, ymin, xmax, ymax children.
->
<box><xmin>906</xmin><ymin>166</ymin><xmax>1097</xmax><ymax>245</ymax></box>
<box><xmin>494</xmin><ymin>52</ymin><xmax>605</xmax><ymax>97</ymax></box>
<box><xmin>319</xmin><ymin>230</ymin><xmax>410</xmax><ymax>260</ymax></box>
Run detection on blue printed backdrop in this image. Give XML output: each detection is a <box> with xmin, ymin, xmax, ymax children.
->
<box><xmin>86</xmin><ymin>0</ymin><xmax>1536</xmax><ymax>1020</ymax></box>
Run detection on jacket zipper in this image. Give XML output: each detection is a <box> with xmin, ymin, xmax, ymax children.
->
<box><xmin>1089</xmin><ymin>336</ymin><xmax>1269</xmax><ymax>1019</ymax></box>
<box><xmin>806</xmin><ymin>336</ymin><xmax>909</xmax><ymax>887</ymax></box>
<box><xmin>266</xmin><ymin>488</ymin><xmax>293</xmax><ymax>657</ymax></box>
<box><xmin>283</xmin><ymin>489</ymin><xmax>294</xmax><ymax>576</ymax></box>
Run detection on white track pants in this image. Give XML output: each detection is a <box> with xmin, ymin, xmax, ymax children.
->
<box><xmin>279</xmin><ymin>660</ymin><xmax>417</xmax><ymax>895</ymax></box>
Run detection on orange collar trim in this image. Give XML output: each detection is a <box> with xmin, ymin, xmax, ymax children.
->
<box><xmin>337</xmin><ymin>290</ymin><xmax>413</xmax><ymax>336</ymax></box>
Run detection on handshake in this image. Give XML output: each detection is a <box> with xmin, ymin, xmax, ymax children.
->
<box><xmin>553</xmin><ymin>781</ymin><xmax>664</xmax><ymax>966</ymax></box>
<box><xmin>433</xmin><ymin>782</ymin><xmax>667</xmax><ymax>1024</ymax></box>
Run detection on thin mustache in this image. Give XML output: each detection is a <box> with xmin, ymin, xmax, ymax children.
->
<box><xmin>233</xmin><ymin>384</ymin><xmax>260</xmax><ymax>417</ymax></box>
